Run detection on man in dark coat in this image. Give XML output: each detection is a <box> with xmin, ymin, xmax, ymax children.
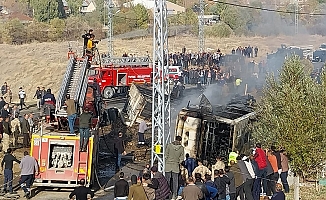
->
<box><xmin>21</xmin><ymin>114</ymin><xmax>30</xmax><ymax>148</ymax></box>
<box><xmin>114</xmin><ymin>132</ymin><xmax>126</xmax><ymax>171</ymax></box>
<box><xmin>114</xmin><ymin>172</ymin><xmax>129</xmax><ymax>199</ymax></box>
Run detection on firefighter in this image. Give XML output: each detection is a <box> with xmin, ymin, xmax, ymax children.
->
<box><xmin>41</xmin><ymin>89</ymin><xmax>56</xmax><ymax>123</ymax></box>
<box><xmin>82</xmin><ymin>29</ymin><xmax>94</xmax><ymax>56</ymax></box>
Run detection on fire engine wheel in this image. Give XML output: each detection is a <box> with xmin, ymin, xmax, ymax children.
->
<box><xmin>103</xmin><ymin>87</ymin><xmax>115</xmax><ymax>99</ymax></box>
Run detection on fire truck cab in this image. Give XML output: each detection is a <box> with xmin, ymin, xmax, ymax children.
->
<box><xmin>88</xmin><ymin>57</ymin><xmax>152</xmax><ymax>99</ymax></box>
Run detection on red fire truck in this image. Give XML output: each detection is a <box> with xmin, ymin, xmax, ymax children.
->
<box><xmin>88</xmin><ymin>57</ymin><xmax>152</xmax><ymax>99</ymax></box>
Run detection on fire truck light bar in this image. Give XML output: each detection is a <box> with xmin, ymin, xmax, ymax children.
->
<box><xmin>102</xmin><ymin>57</ymin><xmax>151</xmax><ymax>66</ymax></box>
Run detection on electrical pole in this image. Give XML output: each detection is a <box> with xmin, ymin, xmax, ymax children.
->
<box><xmin>294</xmin><ymin>0</ymin><xmax>299</xmax><ymax>35</ymax></box>
<box><xmin>198</xmin><ymin>0</ymin><xmax>205</xmax><ymax>53</ymax></box>
<box><xmin>107</xmin><ymin>0</ymin><xmax>114</xmax><ymax>57</ymax></box>
<box><xmin>151</xmin><ymin>0</ymin><xmax>170</xmax><ymax>173</ymax></box>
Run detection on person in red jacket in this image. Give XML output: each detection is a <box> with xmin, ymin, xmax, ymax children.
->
<box><xmin>254</xmin><ymin>143</ymin><xmax>268</xmax><ymax>195</ymax></box>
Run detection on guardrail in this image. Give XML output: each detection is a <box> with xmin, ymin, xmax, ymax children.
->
<box><xmin>56</xmin><ymin>56</ymin><xmax>75</xmax><ymax>113</ymax></box>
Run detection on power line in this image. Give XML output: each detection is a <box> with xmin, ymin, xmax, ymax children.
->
<box><xmin>214</xmin><ymin>1</ymin><xmax>326</xmax><ymax>16</ymax></box>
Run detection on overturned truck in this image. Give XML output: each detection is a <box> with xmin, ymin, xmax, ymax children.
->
<box><xmin>175</xmin><ymin>94</ymin><xmax>256</xmax><ymax>165</ymax></box>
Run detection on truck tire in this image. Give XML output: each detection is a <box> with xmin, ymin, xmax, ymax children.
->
<box><xmin>103</xmin><ymin>87</ymin><xmax>115</xmax><ymax>99</ymax></box>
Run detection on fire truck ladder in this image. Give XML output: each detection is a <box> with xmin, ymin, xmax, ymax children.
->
<box><xmin>77</xmin><ymin>147</ymin><xmax>89</xmax><ymax>181</ymax></box>
<box><xmin>56</xmin><ymin>56</ymin><xmax>89</xmax><ymax>117</ymax></box>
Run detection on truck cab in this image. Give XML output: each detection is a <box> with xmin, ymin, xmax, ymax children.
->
<box><xmin>88</xmin><ymin>65</ymin><xmax>152</xmax><ymax>99</ymax></box>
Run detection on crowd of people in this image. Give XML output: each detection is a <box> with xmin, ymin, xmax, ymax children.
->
<box><xmin>0</xmin><ymin>82</ymin><xmax>59</xmax><ymax>150</ymax></box>
<box><xmin>167</xmin><ymin>46</ymin><xmax>259</xmax><ymax>69</ymax></box>
<box><xmin>108</xmin><ymin>136</ymin><xmax>289</xmax><ymax>200</ymax></box>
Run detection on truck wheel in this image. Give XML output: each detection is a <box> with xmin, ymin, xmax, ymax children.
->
<box><xmin>103</xmin><ymin>87</ymin><xmax>115</xmax><ymax>99</ymax></box>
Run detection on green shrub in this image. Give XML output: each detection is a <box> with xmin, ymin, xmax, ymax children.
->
<box><xmin>205</xmin><ymin>22</ymin><xmax>233</xmax><ymax>38</ymax></box>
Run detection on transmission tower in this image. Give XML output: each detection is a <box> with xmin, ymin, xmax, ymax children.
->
<box><xmin>198</xmin><ymin>0</ymin><xmax>205</xmax><ymax>53</ymax></box>
<box><xmin>294</xmin><ymin>0</ymin><xmax>299</xmax><ymax>35</ymax></box>
<box><xmin>151</xmin><ymin>0</ymin><xmax>171</xmax><ymax>173</ymax></box>
<box><xmin>107</xmin><ymin>0</ymin><xmax>114</xmax><ymax>57</ymax></box>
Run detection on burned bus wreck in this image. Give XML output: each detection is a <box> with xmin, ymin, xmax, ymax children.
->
<box><xmin>175</xmin><ymin>94</ymin><xmax>256</xmax><ymax>165</ymax></box>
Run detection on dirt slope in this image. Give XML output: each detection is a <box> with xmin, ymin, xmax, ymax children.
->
<box><xmin>0</xmin><ymin>34</ymin><xmax>325</xmax><ymax>103</ymax></box>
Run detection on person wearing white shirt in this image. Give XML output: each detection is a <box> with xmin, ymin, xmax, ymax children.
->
<box><xmin>138</xmin><ymin>120</ymin><xmax>148</xmax><ymax>145</ymax></box>
<box><xmin>18</xmin><ymin>87</ymin><xmax>26</xmax><ymax>110</ymax></box>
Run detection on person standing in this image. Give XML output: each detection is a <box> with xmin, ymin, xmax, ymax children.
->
<box><xmin>65</xmin><ymin>94</ymin><xmax>77</xmax><ymax>135</ymax></box>
<box><xmin>280</xmin><ymin>150</ymin><xmax>289</xmax><ymax>193</ymax></box>
<box><xmin>82</xmin><ymin>29</ymin><xmax>94</xmax><ymax>56</ymax></box>
<box><xmin>114</xmin><ymin>132</ymin><xmax>126</xmax><ymax>171</ymax></box>
<box><xmin>6</xmin><ymin>86</ymin><xmax>12</xmax><ymax>104</ymax></box>
<box><xmin>114</xmin><ymin>172</ymin><xmax>129</xmax><ymax>200</ymax></box>
<box><xmin>254</xmin><ymin>143</ymin><xmax>268</xmax><ymax>195</ymax></box>
<box><xmin>41</xmin><ymin>89</ymin><xmax>56</xmax><ymax>123</ymax></box>
<box><xmin>211</xmin><ymin>156</ymin><xmax>225</xmax><ymax>181</ymax></box>
<box><xmin>267</xmin><ymin>150</ymin><xmax>279</xmax><ymax>196</ymax></box>
<box><xmin>21</xmin><ymin>114</ymin><xmax>30</xmax><ymax>148</ymax></box>
<box><xmin>1</xmin><ymin>82</ymin><xmax>8</xmax><ymax>96</ymax></box>
<box><xmin>185</xmin><ymin>153</ymin><xmax>196</xmax><ymax>177</ymax></box>
<box><xmin>237</xmin><ymin>156</ymin><xmax>254</xmax><ymax>200</ymax></box>
<box><xmin>69</xmin><ymin>178</ymin><xmax>94</xmax><ymax>200</ymax></box>
<box><xmin>18</xmin><ymin>87</ymin><xmax>26</xmax><ymax>110</ymax></box>
<box><xmin>214</xmin><ymin>169</ymin><xmax>230</xmax><ymax>200</ymax></box>
<box><xmin>182</xmin><ymin>177</ymin><xmax>204</xmax><ymax>200</ymax></box>
<box><xmin>229</xmin><ymin>160</ymin><xmax>244</xmax><ymax>200</ymax></box>
<box><xmin>192</xmin><ymin>159</ymin><xmax>211</xmax><ymax>180</ymax></box>
<box><xmin>128</xmin><ymin>175</ymin><xmax>147</xmax><ymax>200</ymax></box>
<box><xmin>33</xmin><ymin>87</ymin><xmax>42</xmax><ymax>110</ymax></box>
<box><xmin>79</xmin><ymin>107</ymin><xmax>92</xmax><ymax>152</ymax></box>
<box><xmin>10</xmin><ymin>114</ymin><xmax>21</xmax><ymax>148</ymax></box>
<box><xmin>1</xmin><ymin>148</ymin><xmax>20</xmax><ymax>194</ymax></box>
<box><xmin>224</xmin><ymin>166</ymin><xmax>236</xmax><ymax>200</ymax></box>
<box><xmin>28</xmin><ymin>113</ymin><xmax>34</xmax><ymax>134</ymax></box>
<box><xmin>20</xmin><ymin>151</ymin><xmax>39</xmax><ymax>198</ymax></box>
<box><xmin>138</xmin><ymin>119</ymin><xmax>148</xmax><ymax>145</ymax></box>
<box><xmin>165</xmin><ymin>136</ymin><xmax>184</xmax><ymax>200</ymax></box>
<box><xmin>0</xmin><ymin>97</ymin><xmax>5</xmax><ymax>110</ymax></box>
<box><xmin>2</xmin><ymin>117</ymin><xmax>11</xmax><ymax>153</ymax></box>
<box><xmin>10</xmin><ymin>105</ymin><xmax>19</xmax><ymax>120</ymax></box>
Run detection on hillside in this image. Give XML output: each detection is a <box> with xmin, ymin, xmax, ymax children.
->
<box><xmin>1</xmin><ymin>34</ymin><xmax>325</xmax><ymax>103</ymax></box>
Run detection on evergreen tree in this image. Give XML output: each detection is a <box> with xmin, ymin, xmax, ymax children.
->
<box><xmin>253</xmin><ymin>56</ymin><xmax>326</xmax><ymax>178</ymax></box>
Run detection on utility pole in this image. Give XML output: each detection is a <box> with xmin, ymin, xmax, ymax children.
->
<box><xmin>294</xmin><ymin>0</ymin><xmax>299</xmax><ymax>35</ymax></box>
<box><xmin>107</xmin><ymin>0</ymin><xmax>114</xmax><ymax>57</ymax></box>
<box><xmin>151</xmin><ymin>0</ymin><xmax>170</xmax><ymax>173</ymax></box>
<box><xmin>198</xmin><ymin>0</ymin><xmax>205</xmax><ymax>53</ymax></box>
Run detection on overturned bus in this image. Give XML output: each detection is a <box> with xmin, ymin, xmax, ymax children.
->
<box><xmin>175</xmin><ymin>94</ymin><xmax>256</xmax><ymax>165</ymax></box>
